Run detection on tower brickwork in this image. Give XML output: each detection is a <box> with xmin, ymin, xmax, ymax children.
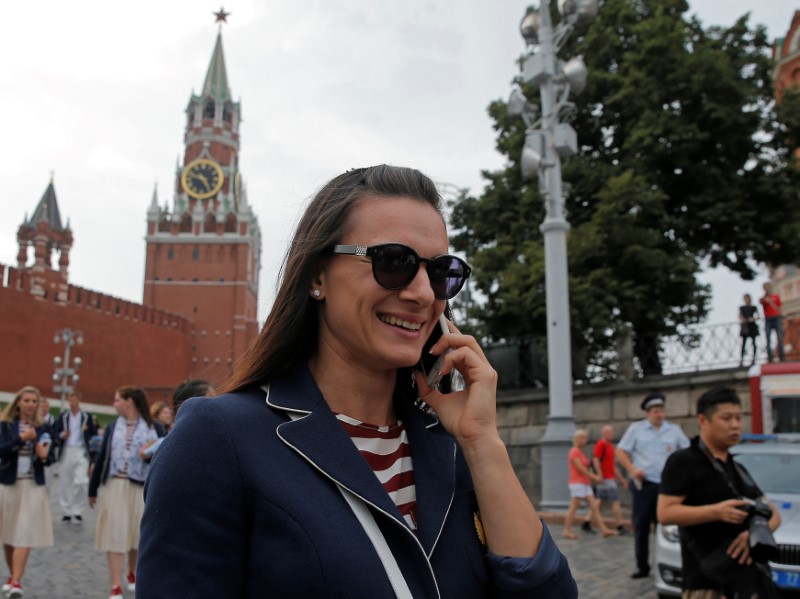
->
<box><xmin>16</xmin><ymin>180</ymin><xmax>73</xmax><ymax>303</ymax></box>
<box><xmin>143</xmin><ymin>31</ymin><xmax>261</xmax><ymax>385</ymax></box>
<box><xmin>769</xmin><ymin>12</ymin><xmax>800</xmax><ymax>361</ymax></box>
<box><xmin>1</xmin><ymin>182</ymin><xmax>192</xmax><ymax>407</ymax></box>
<box><xmin>773</xmin><ymin>10</ymin><xmax>800</xmax><ymax>98</ymax></box>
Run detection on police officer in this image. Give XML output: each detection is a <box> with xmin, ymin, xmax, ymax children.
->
<box><xmin>616</xmin><ymin>391</ymin><xmax>689</xmax><ymax>578</ymax></box>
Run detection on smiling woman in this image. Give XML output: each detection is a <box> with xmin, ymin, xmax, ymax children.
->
<box><xmin>0</xmin><ymin>386</ymin><xmax>54</xmax><ymax>598</ymax></box>
<box><xmin>137</xmin><ymin>164</ymin><xmax>577</xmax><ymax>598</ymax></box>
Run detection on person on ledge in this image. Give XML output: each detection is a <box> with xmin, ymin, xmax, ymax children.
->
<box><xmin>137</xmin><ymin>165</ymin><xmax>577</xmax><ymax>597</ymax></box>
<box><xmin>759</xmin><ymin>282</ymin><xmax>785</xmax><ymax>362</ymax></box>
<box><xmin>738</xmin><ymin>294</ymin><xmax>759</xmax><ymax>367</ymax></box>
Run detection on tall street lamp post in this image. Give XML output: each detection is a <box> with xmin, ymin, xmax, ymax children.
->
<box><xmin>53</xmin><ymin>328</ymin><xmax>83</xmax><ymax>414</ymax></box>
<box><xmin>507</xmin><ymin>0</ymin><xmax>597</xmax><ymax>508</ymax></box>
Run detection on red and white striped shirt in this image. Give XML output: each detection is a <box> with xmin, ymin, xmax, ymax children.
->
<box><xmin>336</xmin><ymin>414</ymin><xmax>418</xmax><ymax>531</ymax></box>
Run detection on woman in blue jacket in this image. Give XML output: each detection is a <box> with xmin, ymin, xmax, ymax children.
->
<box><xmin>138</xmin><ymin>165</ymin><xmax>577</xmax><ymax>598</ymax></box>
<box><xmin>89</xmin><ymin>386</ymin><xmax>160</xmax><ymax>599</ymax></box>
<box><xmin>0</xmin><ymin>386</ymin><xmax>54</xmax><ymax>598</ymax></box>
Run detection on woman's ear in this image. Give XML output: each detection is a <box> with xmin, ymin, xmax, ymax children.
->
<box><xmin>309</xmin><ymin>260</ymin><xmax>326</xmax><ymax>299</ymax></box>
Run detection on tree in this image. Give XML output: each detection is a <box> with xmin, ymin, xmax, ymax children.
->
<box><xmin>450</xmin><ymin>0</ymin><xmax>800</xmax><ymax>378</ymax></box>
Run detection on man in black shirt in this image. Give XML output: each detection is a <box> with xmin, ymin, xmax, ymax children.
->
<box><xmin>657</xmin><ymin>387</ymin><xmax>781</xmax><ymax>598</ymax></box>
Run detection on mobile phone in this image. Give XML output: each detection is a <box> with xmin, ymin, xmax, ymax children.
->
<box><xmin>419</xmin><ymin>313</ymin><xmax>452</xmax><ymax>387</ymax></box>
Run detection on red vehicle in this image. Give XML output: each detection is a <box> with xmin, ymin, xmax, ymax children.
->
<box><xmin>748</xmin><ymin>362</ymin><xmax>800</xmax><ymax>434</ymax></box>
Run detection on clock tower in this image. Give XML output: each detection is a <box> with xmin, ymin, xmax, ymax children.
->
<box><xmin>143</xmin><ymin>27</ymin><xmax>261</xmax><ymax>384</ymax></box>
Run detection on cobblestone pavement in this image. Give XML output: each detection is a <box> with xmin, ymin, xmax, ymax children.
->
<box><xmin>551</xmin><ymin>522</ymin><xmax>663</xmax><ymax>598</ymax></box>
<box><xmin>12</xmin><ymin>476</ymin><xmax>662</xmax><ymax>598</ymax></box>
<box><xmin>11</xmin><ymin>474</ymin><xmax>109</xmax><ymax>599</ymax></box>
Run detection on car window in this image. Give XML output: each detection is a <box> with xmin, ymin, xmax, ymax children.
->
<box><xmin>733</xmin><ymin>452</ymin><xmax>800</xmax><ymax>494</ymax></box>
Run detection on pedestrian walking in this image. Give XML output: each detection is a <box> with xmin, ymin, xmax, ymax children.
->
<box><xmin>0</xmin><ymin>386</ymin><xmax>55</xmax><ymax>598</ymax></box>
<box><xmin>592</xmin><ymin>424</ymin><xmax>627</xmax><ymax>534</ymax></box>
<box><xmin>138</xmin><ymin>164</ymin><xmax>577</xmax><ymax>597</ymax></box>
<box><xmin>53</xmin><ymin>391</ymin><xmax>98</xmax><ymax>525</ymax></box>
<box><xmin>616</xmin><ymin>391</ymin><xmax>689</xmax><ymax>579</ymax></box>
<box><xmin>148</xmin><ymin>401</ymin><xmax>173</xmax><ymax>434</ymax></box>
<box><xmin>171</xmin><ymin>379</ymin><xmax>212</xmax><ymax>417</ymax></box>
<box><xmin>87</xmin><ymin>426</ymin><xmax>104</xmax><ymax>479</ymax></box>
<box><xmin>759</xmin><ymin>282</ymin><xmax>785</xmax><ymax>362</ymax></box>
<box><xmin>88</xmin><ymin>386</ymin><xmax>162</xmax><ymax>599</ymax></box>
<box><xmin>563</xmin><ymin>429</ymin><xmax>617</xmax><ymax>539</ymax></box>
<box><xmin>38</xmin><ymin>398</ymin><xmax>57</xmax><ymax>494</ymax></box>
<box><xmin>38</xmin><ymin>399</ymin><xmax>55</xmax><ymax>435</ymax></box>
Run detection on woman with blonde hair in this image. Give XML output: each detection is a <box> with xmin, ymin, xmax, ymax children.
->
<box><xmin>563</xmin><ymin>429</ymin><xmax>617</xmax><ymax>539</ymax></box>
<box><xmin>0</xmin><ymin>386</ymin><xmax>54</xmax><ymax>598</ymax></box>
<box><xmin>148</xmin><ymin>401</ymin><xmax>173</xmax><ymax>434</ymax></box>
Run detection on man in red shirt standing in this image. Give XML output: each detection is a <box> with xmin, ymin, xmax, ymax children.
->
<box><xmin>760</xmin><ymin>282</ymin><xmax>785</xmax><ymax>362</ymax></box>
<box><xmin>592</xmin><ymin>424</ymin><xmax>627</xmax><ymax>534</ymax></box>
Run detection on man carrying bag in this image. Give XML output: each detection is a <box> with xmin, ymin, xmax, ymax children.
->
<box><xmin>657</xmin><ymin>388</ymin><xmax>781</xmax><ymax>599</ymax></box>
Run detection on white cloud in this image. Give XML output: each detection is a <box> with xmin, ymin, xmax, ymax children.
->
<box><xmin>0</xmin><ymin>0</ymin><xmax>790</xmax><ymax>321</ymax></box>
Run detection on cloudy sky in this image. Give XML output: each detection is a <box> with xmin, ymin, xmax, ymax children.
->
<box><xmin>0</xmin><ymin>1</ymin><xmax>793</xmax><ymax>325</ymax></box>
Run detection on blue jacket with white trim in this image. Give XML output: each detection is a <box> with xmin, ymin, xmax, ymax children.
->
<box><xmin>137</xmin><ymin>363</ymin><xmax>577</xmax><ymax>598</ymax></box>
<box><xmin>0</xmin><ymin>420</ymin><xmax>54</xmax><ymax>486</ymax></box>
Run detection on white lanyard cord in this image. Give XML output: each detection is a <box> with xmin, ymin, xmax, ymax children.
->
<box><xmin>285</xmin><ymin>409</ymin><xmax>413</xmax><ymax>598</ymax></box>
<box><xmin>338</xmin><ymin>485</ymin><xmax>414</xmax><ymax>599</ymax></box>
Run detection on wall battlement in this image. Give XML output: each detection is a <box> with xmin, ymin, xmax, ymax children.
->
<box><xmin>1</xmin><ymin>263</ymin><xmax>191</xmax><ymax>333</ymax></box>
<box><xmin>0</xmin><ymin>262</ymin><xmax>193</xmax><ymax>407</ymax></box>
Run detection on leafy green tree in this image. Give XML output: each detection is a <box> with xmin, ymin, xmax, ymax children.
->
<box><xmin>451</xmin><ymin>0</ymin><xmax>800</xmax><ymax>377</ymax></box>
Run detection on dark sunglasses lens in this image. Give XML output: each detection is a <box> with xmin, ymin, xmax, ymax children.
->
<box><xmin>371</xmin><ymin>245</ymin><xmax>418</xmax><ymax>289</ymax></box>
<box><xmin>429</xmin><ymin>256</ymin><xmax>469</xmax><ymax>299</ymax></box>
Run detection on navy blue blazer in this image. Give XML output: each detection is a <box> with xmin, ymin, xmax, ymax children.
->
<box><xmin>0</xmin><ymin>420</ymin><xmax>54</xmax><ymax>486</ymax></box>
<box><xmin>138</xmin><ymin>364</ymin><xmax>576</xmax><ymax>598</ymax></box>
<box><xmin>53</xmin><ymin>409</ymin><xmax>99</xmax><ymax>459</ymax></box>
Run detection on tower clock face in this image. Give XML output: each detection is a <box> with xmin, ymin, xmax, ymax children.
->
<box><xmin>181</xmin><ymin>159</ymin><xmax>224</xmax><ymax>199</ymax></box>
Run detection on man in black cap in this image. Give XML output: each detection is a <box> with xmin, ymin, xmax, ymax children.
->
<box><xmin>616</xmin><ymin>391</ymin><xmax>690</xmax><ymax>578</ymax></box>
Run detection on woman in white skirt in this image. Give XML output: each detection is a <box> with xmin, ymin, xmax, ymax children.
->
<box><xmin>89</xmin><ymin>386</ymin><xmax>160</xmax><ymax>599</ymax></box>
<box><xmin>0</xmin><ymin>386</ymin><xmax>55</xmax><ymax>598</ymax></box>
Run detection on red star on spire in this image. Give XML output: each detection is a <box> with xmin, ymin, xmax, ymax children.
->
<box><xmin>213</xmin><ymin>7</ymin><xmax>230</xmax><ymax>24</ymax></box>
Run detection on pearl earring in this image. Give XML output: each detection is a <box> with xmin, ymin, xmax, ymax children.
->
<box><xmin>313</xmin><ymin>289</ymin><xmax>321</xmax><ymax>298</ymax></box>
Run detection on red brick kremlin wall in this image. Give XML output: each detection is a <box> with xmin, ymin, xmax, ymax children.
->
<box><xmin>0</xmin><ymin>263</ymin><xmax>192</xmax><ymax>406</ymax></box>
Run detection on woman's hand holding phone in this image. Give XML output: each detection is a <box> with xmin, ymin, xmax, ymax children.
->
<box><xmin>416</xmin><ymin>316</ymin><xmax>544</xmax><ymax>558</ymax></box>
<box><xmin>418</xmin><ymin>314</ymin><xmax>452</xmax><ymax>387</ymax></box>
<box><xmin>414</xmin><ymin>315</ymin><xmax>499</xmax><ymax>450</ymax></box>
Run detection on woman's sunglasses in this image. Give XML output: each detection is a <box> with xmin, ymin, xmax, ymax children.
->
<box><xmin>330</xmin><ymin>243</ymin><xmax>471</xmax><ymax>300</ymax></box>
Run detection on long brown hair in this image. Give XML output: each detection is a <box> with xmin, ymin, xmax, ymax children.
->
<box><xmin>116</xmin><ymin>386</ymin><xmax>154</xmax><ymax>426</ymax></box>
<box><xmin>2</xmin><ymin>386</ymin><xmax>44</xmax><ymax>425</ymax></box>
<box><xmin>218</xmin><ymin>165</ymin><xmax>444</xmax><ymax>395</ymax></box>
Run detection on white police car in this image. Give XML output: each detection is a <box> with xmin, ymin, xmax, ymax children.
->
<box><xmin>654</xmin><ymin>441</ymin><xmax>800</xmax><ymax>598</ymax></box>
